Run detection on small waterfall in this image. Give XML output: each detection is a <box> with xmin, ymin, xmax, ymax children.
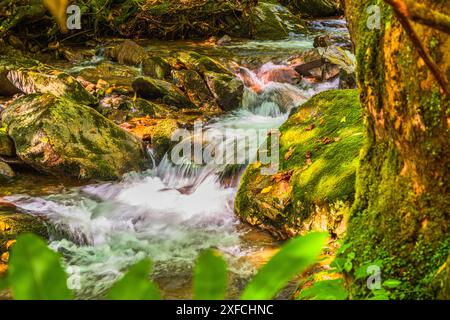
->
<box><xmin>5</xmin><ymin>57</ymin><xmax>340</xmax><ymax>298</ymax></box>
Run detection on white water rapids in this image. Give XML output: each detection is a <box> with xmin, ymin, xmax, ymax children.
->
<box><xmin>5</xmin><ymin>48</ymin><xmax>340</xmax><ymax>298</ymax></box>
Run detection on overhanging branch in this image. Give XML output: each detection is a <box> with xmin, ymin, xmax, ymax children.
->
<box><xmin>384</xmin><ymin>0</ymin><xmax>449</xmax><ymax>96</ymax></box>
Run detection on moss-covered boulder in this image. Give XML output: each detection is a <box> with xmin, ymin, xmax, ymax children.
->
<box><xmin>1</xmin><ymin>93</ymin><xmax>148</xmax><ymax>181</ymax></box>
<box><xmin>205</xmin><ymin>72</ymin><xmax>244</xmax><ymax>111</ymax></box>
<box><xmin>0</xmin><ymin>132</ymin><xmax>15</xmax><ymax>157</ymax></box>
<box><xmin>5</xmin><ymin>67</ymin><xmax>97</xmax><ymax>106</ymax></box>
<box><xmin>172</xmin><ymin>69</ymin><xmax>218</xmax><ymax>110</ymax></box>
<box><xmin>106</xmin><ymin>40</ymin><xmax>148</xmax><ymax>66</ymax></box>
<box><xmin>132</xmin><ymin>76</ymin><xmax>195</xmax><ymax>108</ymax></box>
<box><xmin>142</xmin><ymin>56</ymin><xmax>173</xmax><ymax>81</ymax></box>
<box><xmin>281</xmin><ymin>0</ymin><xmax>342</xmax><ymax>17</ymax></box>
<box><xmin>235</xmin><ymin>89</ymin><xmax>363</xmax><ymax>239</ymax></box>
<box><xmin>249</xmin><ymin>1</ymin><xmax>303</xmax><ymax>40</ymax></box>
<box><xmin>176</xmin><ymin>51</ymin><xmax>231</xmax><ymax>76</ymax></box>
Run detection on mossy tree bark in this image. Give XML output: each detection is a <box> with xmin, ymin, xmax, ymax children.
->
<box><xmin>343</xmin><ymin>0</ymin><xmax>449</xmax><ymax>299</ymax></box>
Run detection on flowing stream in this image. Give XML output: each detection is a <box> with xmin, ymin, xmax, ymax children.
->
<box><xmin>3</xmin><ymin>21</ymin><xmax>348</xmax><ymax>299</ymax></box>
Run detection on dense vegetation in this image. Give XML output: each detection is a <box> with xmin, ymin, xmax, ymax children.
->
<box><xmin>0</xmin><ymin>0</ymin><xmax>448</xmax><ymax>301</ymax></box>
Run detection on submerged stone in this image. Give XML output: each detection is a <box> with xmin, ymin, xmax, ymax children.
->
<box><xmin>2</xmin><ymin>93</ymin><xmax>148</xmax><ymax>181</ymax></box>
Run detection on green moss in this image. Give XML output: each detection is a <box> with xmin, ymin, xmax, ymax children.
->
<box><xmin>2</xmin><ymin>93</ymin><xmax>147</xmax><ymax>181</ymax></box>
<box><xmin>235</xmin><ymin>89</ymin><xmax>363</xmax><ymax>238</ymax></box>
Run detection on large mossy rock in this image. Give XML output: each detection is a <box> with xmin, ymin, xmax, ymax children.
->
<box><xmin>76</xmin><ymin>61</ymin><xmax>140</xmax><ymax>91</ymax></box>
<box><xmin>132</xmin><ymin>77</ymin><xmax>195</xmax><ymax>108</ymax></box>
<box><xmin>235</xmin><ymin>89</ymin><xmax>363</xmax><ymax>239</ymax></box>
<box><xmin>0</xmin><ymin>211</ymin><xmax>48</xmax><ymax>277</ymax></box>
<box><xmin>1</xmin><ymin>93</ymin><xmax>148</xmax><ymax>181</ymax></box>
<box><xmin>205</xmin><ymin>72</ymin><xmax>244</xmax><ymax>111</ymax></box>
<box><xmin>281</xmin><ymin>0</ymin><xmax>342</xmax><ymax>17</ymax></box>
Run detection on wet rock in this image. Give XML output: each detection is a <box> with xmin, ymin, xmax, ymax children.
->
<box><xmin>123</xmin><ymin>118</ymin><xmax>180</xmax><ymax>164</ymax></box>
<box><xmin>282</xmin><ymin>0</ymin><xmax>342</xmax><ymax>17</ymax></box>
<box><xmin>7</xmin><ymin>35</ymin><xmax>25</xmax><ymax>51</ymax></box>
<box><xmin>0</xmin><ymin>132</ymin><xmax>15</xmax><ymax>157</ymax></box>
<box><xmin>217</xmin><ymin>35</ymin><xmax>232</xmax><ymax>46</ymax></box>
<box><xmin>6</xmin><ymin>68</ymin><xmax>98</xmax><ymax>105</ymax></box>
<box><xmin>97</xmin><ymin>95</ymin><xmax>172</xmax><ymax>123</ymax></box>
<box><xmin>235</xmin><ymin>90</ymin><xmax>363</xmax><ymax>239</ymax></box>
<box><xmin>313</xmin><ymin>35</ymin><xmax>333</xmax><ymax>48</ymax></box>
<box><xmin>258</xmin><ymin>64</ymin><xmax>300</xmax><ymax>85</ymax></box>
<box><xmin>339</xmin><ymin>69</ymin><xmax>356</xmax><ymax>89</ymax></box>
<box><xmin>0</xmin><ymin>53</ymin><xmax>97</xmax><ymax>104</ymax></box>
<box><xmin>172</xmin><ymin>70</ymin><xmax>218</xmax><ymax>110</ymax></box>
<box><xmin>0</xmin><ymin>54</ymin><xmax>38</xmax><ymax>96</ymax></box>
<box><xmin>142</xmin><ymin>56</ymin><xmax>173</xmax><ymax>81</ymax></box>
<box><xmin>132</xmin><ymin>77</ymin><xmax>195</xmax><ymax>108</ymax></box>
<box><xmin>2</xmin><ymin>93</ymin><xmax>148</xmax><ymax>181</ymax></box>
<box><xmin>176</xmin><ymin>51</ymin><xmax>231</xmax><ymax>75</ymax></box>
<box><xmin>106</xmin><ymin>40</ymin><xmax>148</xmax><ymax>66</ymax></box>
<box><xmin>250</xmin><ymin>1</ymin><xmax>304</xmax><ymax>40</ymax></box>
<box><xmin>76</xmin><ymin>61</ymin><xmax>140</xmax><ymax>94</ymax></box>
<box><xmin>0</xmin><ymin>161</ymin><xmax>15</xmax><ymax>180</ymax></box>
<box><xmin>290</xmin><ymin>46</ymin><xmax>355</xmax><ymax>82</ymax></box>
<box><xmin>60</xmin><ymin>48</ymin><xmax>86</xmax><ymax>62</ymax></box>
<box><xmin>0</xmin><ymin>212</ymin><xmax>48</xmax><ymax>260</ymax></box>
<box><xmin>205</xmin><ymin>72</ymin><xmax>244</xmax><ymax>111</ymax></box>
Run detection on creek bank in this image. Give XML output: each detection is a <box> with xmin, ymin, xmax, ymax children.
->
<box><xmin>235</xmin><ymin>89</ymin><xmax>363</xmax><ymax>239</ymax></box>
<box><xmin>1</xmin><ymin>0</ymin><xmax>304</xmax><ymax>46</ymax></box>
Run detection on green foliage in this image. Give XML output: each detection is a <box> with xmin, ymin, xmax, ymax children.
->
<box><xmin>8</xmin><ymin>234</ymin><xmax>73</xmax><ymax>300</ymax></box>
<box><xmin>298</xmin><ymin>279</ymin><xmax>348</xmax><ymax>300</ymax></box>
<box><xmin>241</xmin><ymin>232</ymin><xmax>328</xmax><ymax>300</ymax></box>
<box><xmin>107</xmin><ymin>260</ymin><xmax>161</xmax><ymax>300</ymax></box>
<box><xmin>194</xmin><ymin>250</ymin><xmax>228</xmax><ymax>300</ymax></box>
<box><xmin>2</xmin><ymin>232</ymin><xmax>328</xmax><ymax>300</ymax></box>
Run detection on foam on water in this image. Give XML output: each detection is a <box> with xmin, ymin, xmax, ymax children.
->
<box><xmin>6</xmin><ymin>57</ymin><xmax>340</xmax><ymax>298</ymax></box>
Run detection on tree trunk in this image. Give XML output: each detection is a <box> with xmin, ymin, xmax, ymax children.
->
<box><xmin>343</xmin><ymin>0</ymin><xmax>449</xmax><ymax>299</ymax></box>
